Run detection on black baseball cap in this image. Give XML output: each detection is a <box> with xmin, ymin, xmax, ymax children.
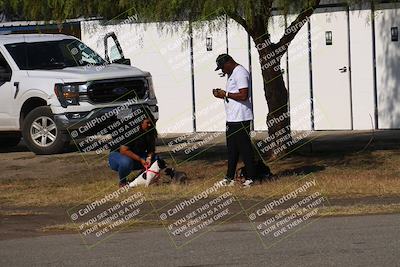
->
<box><xmin>215</xmin><ymin>54</ymin><xmax>233</xmax><ymax>71</ymax></box>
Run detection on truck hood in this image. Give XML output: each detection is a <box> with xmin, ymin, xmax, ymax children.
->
<box><xmin>26</xmin><ymin>64</ymin><xmax>151</xmax><ymax>82</ymax></box>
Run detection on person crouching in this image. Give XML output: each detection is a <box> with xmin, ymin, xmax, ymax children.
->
<box><xmin>108</xmin><ymin>116</ymin><xmax>158</xmax><ymax>187</ymax></box>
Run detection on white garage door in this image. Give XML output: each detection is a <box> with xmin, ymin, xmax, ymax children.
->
<box><xmin>375</xmin><ymin>4</ymin><xmax>400</xmax><ymax>129</ymax></box>
<box><xmin>192</xmin><ymin>20</ymin><xmax>227</xmax><ymax>132</ymax></box>
<box><xmin>311</xmin><ymin>9</ymin><xmax>352</xmax><ymax>130</ymax></box>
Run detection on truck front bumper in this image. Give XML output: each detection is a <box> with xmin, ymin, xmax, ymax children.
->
<box><xmin>54</xmin><ymin>104</ymin><xmax>159</xmax><ymax>134</ymax></box>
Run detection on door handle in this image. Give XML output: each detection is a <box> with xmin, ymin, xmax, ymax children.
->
<box><xmin>14</xmin><ymin>82</ymin><xmax>19</xmax><ymax>99</ymax></box>
<box><xmin>339</xmin><ymin>66</ymin><xmax>347</xmax><ymax>73</ymax></box>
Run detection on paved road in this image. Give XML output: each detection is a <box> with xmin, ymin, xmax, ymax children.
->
<box><xmin>0</xmin><ymin>214</ymin><xmax>399</xmax><ymax>266</ymax></box>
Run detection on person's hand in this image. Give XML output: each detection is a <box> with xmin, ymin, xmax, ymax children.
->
<box><xmin>145</xmin><ymin>156</ymin><xmax>152</xmax><ymax>165</ymax></box>
<box><xmin>212</xmin><ymin>88</ymin><xmax>226</xmax><ymax>99</ymax></box>
<box><xmin>140</xmin><ymin>159</ymin><xmax>148</xmax><ymax>167</ymax></box>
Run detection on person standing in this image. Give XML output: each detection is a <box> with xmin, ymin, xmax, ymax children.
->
<box><xmin>212</xmin><ymin>54</ymin><xmax>255</xmax><ymax>187</ymax></box>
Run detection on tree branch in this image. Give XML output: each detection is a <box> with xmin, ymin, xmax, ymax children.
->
<box><xmin>276</xmin><ymin>0</ymin><xmax>321</xmax><ymax>50</ymax></box>
<box><xmin>225</xmin><ymin>10</ymin><xmax>252</xmax><ymax>36</ymax></box>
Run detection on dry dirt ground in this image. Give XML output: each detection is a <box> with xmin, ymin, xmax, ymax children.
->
<box><xmin>0</xmin><ymin>130</ymin><xmax>399</xmax><ymax>240</ymax></box>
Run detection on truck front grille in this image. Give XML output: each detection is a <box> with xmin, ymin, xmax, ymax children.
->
<box><xmin>86</xmin><ymin>78</ymin><xmax>147</xmax><ymax>103</ymax></box>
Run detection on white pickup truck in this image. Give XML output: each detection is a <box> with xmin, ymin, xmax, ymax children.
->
<box><xmin>0</xmin><ymin>33</ymin><xmax>158</xmax><ymax>154</ymax></box>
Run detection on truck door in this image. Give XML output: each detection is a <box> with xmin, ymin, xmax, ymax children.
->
<box><xmin>0</xmin><ymin>50</ymin><xmax>17</xmax><ymax>130</ymax></box>
<box><xmin>104</xmin><ymin>32</ymin><xmax>131</xmax><ymax>65</ymax></box>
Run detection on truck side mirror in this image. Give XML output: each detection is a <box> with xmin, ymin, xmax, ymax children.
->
<box><xmin>112</xmin><ymin>58</ymin><xmax>131</xmax><ymax>65</ymax></box>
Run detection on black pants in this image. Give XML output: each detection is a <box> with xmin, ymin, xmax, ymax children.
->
<box><xmin>226</xmin><ymin>120</ymin><xmax>255</xmax><ymax>180</ymax></box>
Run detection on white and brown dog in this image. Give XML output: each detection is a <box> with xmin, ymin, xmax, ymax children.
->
<box><xmin>129</xmin><ymin>159</ymin><xmax>167</xmax><ymax>188</ymax></box>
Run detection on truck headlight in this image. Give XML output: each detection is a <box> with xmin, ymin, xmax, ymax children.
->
<box><xmin>146</xmin><ymin>76</ymin><xmax>156</xmax><ymax>99</ymax></box>
<box><xmin>54</xmin><ymin>83</ymin><xmax>87</xmax><ymax>107</ymax></box>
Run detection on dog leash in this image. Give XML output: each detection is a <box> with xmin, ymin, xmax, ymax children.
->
<box><xmin>144</xmin><ymin>164</ymin><xmax>160</xmax><ymax>178</ymax></box>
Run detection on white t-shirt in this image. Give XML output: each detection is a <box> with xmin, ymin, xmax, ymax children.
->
<box><xmin>224</xmin><ymin>65</ymin><xmax>254</xmax><ymax>122</ymax></box>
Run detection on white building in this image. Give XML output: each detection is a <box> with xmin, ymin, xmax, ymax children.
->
<box><xmin>4</xmin><ymin>1</ymin><xmax>399</xmax><ymax>133</ymax></box>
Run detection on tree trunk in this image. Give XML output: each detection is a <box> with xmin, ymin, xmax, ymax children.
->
<box><xmin>256</xmin><ymin>41</ymin><xmax>292</xmax><ymax>159</ymax></box>
<box><xmin>240</xmin><ymin>3</ymin><xmax>320</xmax><ymax>159</ymax></box>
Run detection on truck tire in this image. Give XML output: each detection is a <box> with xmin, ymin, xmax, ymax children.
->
<box><xmin>0</xmin><ymin>132</ymin><xmax>21</xmax><ymax>148</ymax></box>
<box><xmin>22</xmin><ymin>106</ymin><xmax>69</xmax><ymax>155</ymax></box>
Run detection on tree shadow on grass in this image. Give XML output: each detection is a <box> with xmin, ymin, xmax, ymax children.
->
<box><xmin>273</xmin><ymin>165</ymin><xmax>326</xmax><ymax>177</ymax></box>
<box><xmin>165</xmin><ymin>130</ymin><xmax>400</xmax><ymax>180</ymax></box>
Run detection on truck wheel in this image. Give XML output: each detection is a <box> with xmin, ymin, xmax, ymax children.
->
<box><xmin>0</xmin><ymin>132</ymin><xmax>21</xmax><ymax>148</ymax></box>
<box><xmin>22</xmin><ymin>106</ymin><xmax>69</xmax><ymax>155</ymax></box>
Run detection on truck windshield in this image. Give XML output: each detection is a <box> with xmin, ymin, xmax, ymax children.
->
<box><xmin>5</xmin><ymin>39</ymin><xmax>107</xmax><ymax>70</ymax></box>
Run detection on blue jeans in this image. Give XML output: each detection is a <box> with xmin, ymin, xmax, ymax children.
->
<box><xmin>108</xmin><ymin>152</ymin><xmax>159</xmax><ymax>184</ymax></box>
<box><xmin>108</xmin><ymin>152</ymin><xmax>145</xmax><ymax>184</ymax></box>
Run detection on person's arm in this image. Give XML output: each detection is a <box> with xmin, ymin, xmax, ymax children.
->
<box><xmin>226</xmin><ymin>88</ymin><xmax>249</xmax><ymax>101</ymax></box>
<box><xmin>213</xmin><ymin>68</ymin><xmax>250</xmax><ymax>101</ymax></box>
<box><xmin>119</xmin><ymin>145</ymin><xmax>146</xmax><ymax>166</ymax></box>
<box><xmin>227</xmin><ymin>67</ymin><xmax>250</xmax><ymax>101</ymax></box>
<box><xmin>145</xmin><ymin>135</ymin><xmax>156</xmax><ymax>164</ymax></box>
<box><xmin>213</xmin><ymin>88</ymin><xmax>249</xmax><ymax>101</ymax></box>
